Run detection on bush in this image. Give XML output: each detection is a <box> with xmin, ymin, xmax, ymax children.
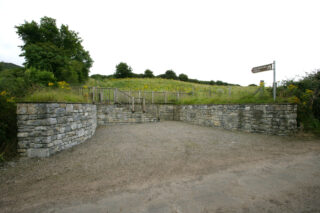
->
<box><xmin>283</xmin><ymin>70</ymin><xmax>320</xmax><ymax>133</ymax></box>
<box><xmin>0</xmin><ymin>91</ymin><xmax>17</xmax><ymax>161</ymax></box>
<box><xmin>0</xmin><ymin>68</ymin><xmax>27</xmax><ymax>97</ymax></box>
<box><xmin>24</xmin><ymin>67</ymin><xmax>56</xmax><ymax>86</ymax></box>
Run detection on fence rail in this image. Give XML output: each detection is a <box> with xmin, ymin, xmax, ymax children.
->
<box><xmin>73</xmin><ymin>86</ymin><xmax>263</xmax><ymax>107</ymax></box>
<box><xmin>73</xmin><ymin>87</ymin><xmax>191</xmax><ymax>105</ymax></box>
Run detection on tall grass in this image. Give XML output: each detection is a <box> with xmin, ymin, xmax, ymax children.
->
<box><xmin>85</xmin><ymin>78</ymin><xmax>288</xmax><ymax>104</ymax></box>
<box><xmin>86</xmin><ymin>78</ymin><xmax>256</xmax><ymax>93</ymax></box>
<box><xmin>22</xmin><ymin>88</ymin><xmax>90</xmax><ymax>103</ymax></box>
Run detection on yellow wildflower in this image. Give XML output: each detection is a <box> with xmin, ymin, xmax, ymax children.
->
<box><xmin>48</xmin><ymin>82</ymin><xmax>54</xmax><ymax>86</ymax></box>
<box><xmin>6</xmin><ymin>97</ymin><xmax>15</xmax><ymax>103</ymax></box>
<box><xmin>0</xmin><ymin>91</ymin><xmax>7</xmax><ymax>96</ymax></box>
<box><xmin>288</xmin><ymin>96</ymin><xmax>300</xmax><ymax>104</ymax></box>
<box><xmin>57</xmin><ymin>81</ymin><xmax>70</xmax><ymax>89</ymax></box>
<box><xmin>288</xmin><ymin>84</ymin><xmax>298</xmax><ymax>90</ymax></box>
<box><xmin>306</xmin><ymin>89</ymin><xmax>313</xmax><ymax>94</ymax></box>
<box><xmin>83</xmin><ymin>85</ymin><xmax>88</xmax><ymax>89</ymax></box>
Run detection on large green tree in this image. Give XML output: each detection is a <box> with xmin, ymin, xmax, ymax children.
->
<box><xmin>114</xmin><ymin>62</ymin><xmax>133</xmax><ymax>78</ymax></box>
<box><xmin>16</xmin><ymin>17</ymin><xmax>93</xmax><ymax>83</ymax></box>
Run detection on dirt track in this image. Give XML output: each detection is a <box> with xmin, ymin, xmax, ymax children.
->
<box><xmin>1</xmin><ymin>121</ymin><xmax>320</xmax><ymax>213</ymax></box>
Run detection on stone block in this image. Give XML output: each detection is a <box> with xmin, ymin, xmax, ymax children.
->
<box><xmin>66</xmin><ymin>104</ymin><xmax>73</xmax><ymax>113</ymax></box>
<box><xmin>17</xmin><ymin>104</ymin><xmax>27</xmax><ymax>114</ymax></box>
<box><xmin>47</xmin><ymin>118</ymin><xmax>57</xmax><ymax>125</ymax></box>
<box><xmin>27</xmin><ymin>148</ymin><xmax>50</xmax><ymax>158</ymax></box>
<box><xmin>17</xmin><ymin>132</ymin><xmax>28</xmax><ymax>138</ymax></box>
<box><xmin>71</xmin><ymin>123</ymin><xmax>77</xmax><ymax>130</ymax></box>
<box><xmin>27</xmin><ymin>104</ymin><xmax>38</xmax><ymax>114</ymax></box>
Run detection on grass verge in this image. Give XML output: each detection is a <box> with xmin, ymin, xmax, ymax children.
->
<box><xmin>21</xmin><ymin>88</ymin><xmax>90</xmax><ymax>103</ymax></box>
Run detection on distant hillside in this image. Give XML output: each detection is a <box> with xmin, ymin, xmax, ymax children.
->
<box><xmin>86</xmin><ymin>77</ymin><xmax>255</xmax><ymax>94</ymax></box>
<box><xmin>0</xmin><ymin>62</ymin><xmax>23</xmax><ymax>71</ymax></box>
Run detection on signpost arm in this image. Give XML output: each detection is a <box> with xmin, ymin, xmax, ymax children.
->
<box><xmin>273</xmin><ymin>60</ymin><xmax>276</xmax><ymax>101</ymax></box>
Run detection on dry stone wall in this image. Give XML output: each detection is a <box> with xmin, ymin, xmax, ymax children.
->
<box><xmin>97</xmin><ymin>104</ymin><xmax>157</xmax><ymax>125</ymax></box>
<box><xmin>178</xmin><ymin>104</ymin><xmax>297</xmax><ymax>135</ymax></box>
<box><xmin>16</xmin><ymin>103</ymin><xmax>298</xmax><ymax>158</ymax></box>
<box><xmin>17</xmin><ymin>103</ymin><xmax>97</xmax><ymax>157</ymax></box>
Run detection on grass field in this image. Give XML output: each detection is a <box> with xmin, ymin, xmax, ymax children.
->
<box><xmin>22</xmin><ymin>88</ymin><xmax>90</xmax><ymax>103</ymax></box>
<box><xmin>22</xmin><ymin>78</ymin><xmax>286</xmax><ymax>104</ymax></box>
<box><xmin>85</xmin><ymin>78</ymin><xmax>284</xmax><ymax>104</ymax></box>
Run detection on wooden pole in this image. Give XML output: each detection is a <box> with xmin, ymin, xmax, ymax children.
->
<box><xmin>92</xmin><ymin>87</ymin><xmax>95</xmax><ymax>103</ymax></box>
<box><xmin>165</xmin><ymin>92</ymin><xmax>167</xmax><ymax>104</ymax></box>
<box><xmin>142</xmin><ymin>98</ymin><xmax>146</xmax><ymax>113</ymax></box>
<box><xmin>138</xmin><ymin>90</ymin><xmax>141</xmax><ymax>103</ymax></box>
<box><xmin>132</xmin><ymin>97</ymin><xmax>135</xmax><ymax>112</ymax></box>
<box><xmin>152</xmin><ymin>91</ymin><xmax>154</xmax><ymax>104</ymax></box>
<box><xmin>114</xmin><ymin>88</ymin><xmax>118</xmax><ymax>104</ymax></box>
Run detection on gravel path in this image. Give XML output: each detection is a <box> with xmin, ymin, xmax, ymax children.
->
<box><xmin>1</xmin><ymin>121</ymin><xmax>320</xmax><ymax>213</ymax></box>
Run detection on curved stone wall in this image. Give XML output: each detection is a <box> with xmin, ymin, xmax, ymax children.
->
<box><xmin>16</xmin><ymin>103</ymin><xmax>297</xmax><ymax>158</ymax></box>
<box><xmin>17</xmin><ymin>103</ymin><xmax>97</xmax><ymax>157</ymax></box>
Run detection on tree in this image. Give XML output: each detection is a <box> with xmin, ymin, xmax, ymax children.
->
<box><xmin>144</xmin><ymin>69</ymin><xmax>154</xmax><ymax>78</ymax></box>
<box><xmin>114</xmin><ymin>62</ymin><xmax>133</xmax><ymax>78</ymax></box>
<box><xmin>16</xmin><ymin>16</ymin><xmax>93</xmax><ymax>83</ymax></box>
<box><xmin>178</xmin><ymin>73</ymin><xmax>188</xmax><ymax>81</ymax></box>
<box><xmin>163</xmin><ymin>70</ymin><xmax>177</xmax><ymax>80</ymax></box>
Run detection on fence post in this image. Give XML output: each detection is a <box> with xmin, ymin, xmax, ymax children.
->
<box><xmin>92</xmin><ymin>87</ymin><xmax>95</xmax><ymax>103</ymax></box>
<box><xmin>114</xmin><ymin>88</ymin><xmax>118</xmax><ymax>103</ymax></box>
<box><xmin>99</xmin><ymin>90</ymin><xmax>103</xmax><ymax>103</ymax></box>
<box><xmin>192</xmin><ymin>87</ymin><xmax>195</xmax><ymax>96</ymax></box>
<box><xmin>165</xmin><ymin>92</ymin><xmax>167</xmax><ymax>104</ymax></box>
<box><xmin>228</xmin><ymin>87</ymin><xmax>232</xmax><ymax>97</ymax></box>
<box><xmin>177</xmin><ymin>91</ymin><xmax>180</xmax><ymax>101</ymax></box>
<box><xmin>142</xmin><ymin>98</ymin><xmax>146</xmax><ymax>113</ymax></box>
<box><xmin>138</xmin><ymin>90</ymin><xmax>141</xmax><ymax>103</ymax></box>
<box><xmin>152</xmin><ymin>91</ymin><xmax>154</xmax><ymax>104</ymax></box>
<box><xmin>127</xmin><ymin>90</ymin><xmax>130</xmax><ymax>104</ymax></box>
<box><xmin>132</xmin><ymin>97</ymin><xmax>135</xmax><ymax>112</ymax></box>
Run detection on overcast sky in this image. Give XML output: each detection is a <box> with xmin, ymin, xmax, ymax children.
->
<box><xmin>1</xmin><ymin>0</ymin><xmax>320</xmax><ymax>86</ymax></box>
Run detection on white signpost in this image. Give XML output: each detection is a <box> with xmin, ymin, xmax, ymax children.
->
<box><xmin>251</xmin><ymin>61</ymin><xmax>276</xmax><ymax>101</ymax></box>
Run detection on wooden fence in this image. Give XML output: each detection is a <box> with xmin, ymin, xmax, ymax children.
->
<box><xmin>73</xmin><ymin>87</ymin><xmax>191</xmax><ymax>104</ymax></box>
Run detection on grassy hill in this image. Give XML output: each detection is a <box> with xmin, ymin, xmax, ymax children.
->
<box><xmin>0</xmin><ymin>62</ymin><xmax>23</xmax><ymax>71</ymax></box>
<box><xmin>86</xmin><ymin>77</ymin><xmax>253</xmax><ymax>93</ymax></box>
<box><xmin>84</xmin><ymin>77</ymin><xmax>281</xmax><ymax>104</ymax></box>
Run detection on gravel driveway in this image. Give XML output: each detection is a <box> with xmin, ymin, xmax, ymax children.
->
<box><xmin>1</xmin><ymin>121</ymin><xmax>320</xmax><ymax>212</ymax></box>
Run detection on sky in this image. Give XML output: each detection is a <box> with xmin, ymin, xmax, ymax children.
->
<box><xmin>1</xmin><ymin>0</ymin><xmax>320</xmax><ymax>86</ymax></box>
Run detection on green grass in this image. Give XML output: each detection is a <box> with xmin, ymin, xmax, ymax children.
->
<box><xmin>85</xmin><ymin>78</ymin><xmax>287</xmax><ymax>104</ymax></box>
<box><xmin>86</xmin><ymin>78</ymin><xmax>256</xmax><ymax>93</ymax></box>
<box><xmin>176</xmin><ymin>95</ymin><xmax>288</xmax><ymax>105</ymax></box>
<box><xmin>21</xmin><ymin>78</ymin><xmax>288</xmax><ymax>104</ymax></box>
<box><xmin>21</xmin><ymin>88</ymin><xmax>90</xmax><ymax>103</ymax></box>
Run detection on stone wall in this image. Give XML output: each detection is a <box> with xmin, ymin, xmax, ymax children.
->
<box><xmin>17</xmin><ymin>103</ymin><xmax>97</xmax><ymax>157</ymax></box>
<box><xmin>16</xmin><ymin>103</ymin><xmax>298</xmax><ymax>158</ymax></box>
<box><xmin>96</xmin><ymin>104</ymin><xmax>179</xmax><ymax>125</ymax></box>
<box><xmin>97</xmin><ymin>104</ymin><xmax>158</xmax><ymax>125</ymax></box>
<box><xmin>177</xmin><ymin>104</ymin><xmax>297</xmax><ymax>135</ymax></box>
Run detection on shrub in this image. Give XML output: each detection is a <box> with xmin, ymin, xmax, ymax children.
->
<box><xmin>283</xmin><ymin>70</ymin><xmax>320</xmax><ymax>133</ymax></box>
<box><xmin>24</xmin><ymin>67</ymin><xmax>56</xmax><ymax>86</ymax></box>
<box><xmin>0</xmin><ymin>91</ymin><xmax>17</xmax><ymax>161</ymax></box>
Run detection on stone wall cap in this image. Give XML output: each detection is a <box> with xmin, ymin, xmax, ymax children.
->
<box><xmin>17</xmin><ymin>102</ymin><xmax>93</xmax><ymax>105</ymax></box>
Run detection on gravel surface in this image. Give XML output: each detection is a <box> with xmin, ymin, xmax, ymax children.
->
<box><xmin>1</xmin><ymin>121</ymin><xmax>320</xmax><ymax>213</ymax></box>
